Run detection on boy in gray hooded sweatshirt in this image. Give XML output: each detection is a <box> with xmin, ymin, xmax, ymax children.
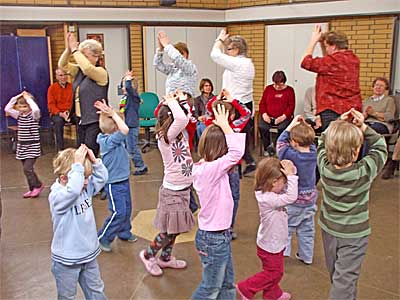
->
<box><xmin>49</xmin><ymin>144</ymin><xmax>108</xmax><ymax>300</ymax></box>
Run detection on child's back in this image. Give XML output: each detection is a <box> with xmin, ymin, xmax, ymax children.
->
<box><xmin>317</xmin><ymin>109</ymin><xmax>387</xmax><ymax>300</ymax></box>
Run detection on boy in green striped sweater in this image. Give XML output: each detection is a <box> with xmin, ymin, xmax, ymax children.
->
<box><xmin>317</xmin><ymin>108</ymin><xmax>387</xmax><ymax>300</ymax></box>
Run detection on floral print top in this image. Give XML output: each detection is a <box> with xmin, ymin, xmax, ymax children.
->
<box><xmin>158</xmin><ymin>100</ymin><xmax>193</xmax><ymax>190</ymax></box>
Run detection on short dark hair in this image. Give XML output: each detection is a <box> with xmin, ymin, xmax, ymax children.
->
<box><xmin>199</xmin><ymin>78</ymin><xmax>214</xmax><ymax>94</ymax></box>
<box><xmin>372</xmin><ymin>77</ymin><xmax>389</xmax><ymax>90</ymax></box>
<box><xmin>272</xmin><ymin>71</ymin><xmax>287</xmax><ymax>84</ymax></box>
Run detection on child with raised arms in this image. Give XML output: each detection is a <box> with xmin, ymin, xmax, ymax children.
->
<box><xmin>49</xmin><ymin>144</ymin><xmax>108</xmax><ymax>299</ymax></box>
<box><xmin>4</xmin><ymin>91</ymin><xmax>44</xmax><ymax>198</ymax></box>
<box><xmin>276</xmin><ymin>115</ymin><xmax>317</xmax><ymax>265</ymax></box>
<box><xmin>191</xmin><ymin>104</ymin><xmax>246</xmax><ymax>300</ymax></box>
<box><xmin>236</xmin><ymin>157</ymin><xmax>298</xmax><ymax>300</ymax></box>
<box><xmin>139</xmin><ymin>91</ymin><xmax>195</xmax><ymax>277</ymax></box>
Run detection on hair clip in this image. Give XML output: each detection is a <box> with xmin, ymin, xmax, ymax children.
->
<box><xmin>167</xmin><ymin>111</ymin><xmax>172</xmax><ymax>115</ymax></box>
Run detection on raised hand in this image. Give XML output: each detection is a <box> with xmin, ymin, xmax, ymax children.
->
<box><xmin>74</xmin><ymin>144</ymin><xmax>88</xmax><ymax>165</ymax></box>
<box><xmin>280</xmin><ymin>159</ymin><xmax>296</xmax><ymax>176</ymax></box>
<box><xmin>286</xmin><ymin>115</ymin><xmax>304</xmax><ymax>131</ymax></box>
<box><xmin>163</xmin><ymin>93</ymin><xmax>178</xmax><ymax>106</ymax></box>
<box><xmin>222</xmin><ymin>89</ymin><xmax>233</xmax><ymax>103</ymax></box>
<box><xmin>212</xmin><ymin>104</ymin><xmax>232</xmax><ymax>134</ymax></box>
<box><xmin>158</xmin><ymin>31</ymin><xmax>170</xmax><ymax>48</ymax></box>
<box><xmin>67</xmin><ymin>32</ymin><xmax>79</xmax><ymax>52</ymax></box>
<box><xmin>85</xmin><ymin>145</ymin><xmax>97</xmax><ymax>163</ymax></box>
<box><xmin>217</xmin><ymin>29</ymin><xmax>229</xmax><ymax>42</ymax></box>
<box><xmin>94</xmin><ymin>99</ymin><xmax>114</xmax><ymax>117</ymax></box>
<box><xmin>312</xmin><ymin>24</ymin><xmax>323</xmax><ymax>44</ymax></box>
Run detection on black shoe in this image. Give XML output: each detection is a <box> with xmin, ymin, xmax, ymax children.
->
<box><xmin>266</xmin><ymin>144</ymin><xmax>276</xmax><ymax>157</ymax></box>
<box><xmin>243</xmin><ymin>163</ymin><xmax>256</xmax><ymax>176</ymax></box>
<box><xmin>133</xmin><ymin>166</ymin><xmax>148</xmax><ymax>176</ymax></box>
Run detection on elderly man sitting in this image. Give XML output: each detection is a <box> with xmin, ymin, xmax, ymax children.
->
<box><xmin>47</xmin><ymin>68</ymin><xmax>73</xmax><ymax>150</ymax></box>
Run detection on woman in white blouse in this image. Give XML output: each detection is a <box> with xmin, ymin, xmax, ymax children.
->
<box><xmin>211</xmin><ymin>29</ymin><xmax>256</xmax><ymax>175</ymax></box>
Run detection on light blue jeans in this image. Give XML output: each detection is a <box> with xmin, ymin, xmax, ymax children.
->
<box><xmin>284</xmin><ymin>204</ymin><xmax>317</xmax><ymax>263</ymax></box>
<box><xmin>51</xmin><ymin>259</ymin><xmax>106</xmax><ymax>300</ymax></box>
<box><xmin>196</xmin><ymin>121</ymin><xmax>206</xmax><ymax>139</ymax></box>
<box><xmin>126</xmin><ymin>127</ymin><xmax>146</xmax><ymax>171</ymax></box>
<box><xmin>192</xmin><ymin>229</ymin><xmax>235</xmax><ymax>300</ymax></box>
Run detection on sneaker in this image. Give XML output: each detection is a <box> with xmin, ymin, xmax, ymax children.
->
<box><xmin>139</xmin><ymin>250</ymin><xmax>163</xmax><ymax>276</ymax></box>
<box><xmin>133</xmin><ymin>166</ymin><xmax>148</xmax><ymax>176</ymax></box>
<box><xmin>277</xmin><ymin>291</ymin><xmax>291</xmax><ymax>300</ymax></box>
<box><xmin>295</xmin><ymin>253</ymin><xmax>312</xmax><ymax>265</ymax></box>
<box><xmin>263</xmin><ymin>150</ymin><xmax>270</xmax><ymax>157</ymax></box>
<box><xmin>23</xmin><ymin>190</ymin><xmax>33</xmax><ymax>198</ymax></box>
<box><xmin>236</xmin><ymin>285</ymin><xmax>250</xmax><ymax>300</ymax></box>
<box><xmin>122</xmin><ymin>234</ymin><xmax>138</xmax><ymax>243</ymax></box>
<box><xmin>243</xmin><ymin>163</ymin><xmax>256</xmax><ymax>176</ymax></box>
<box><xmin>30</xmin><ymin>184</ymin><xmax>44</xmax><ymax>198</ymax></box>
<box><xmin>157</xmin><ymin>256</ymin><xmax>187</xmax><ymax>269</ymax></box>
<box><xmin>99</xmin><ymin>241</ymin><xmax>112</xmax><ymax>252</ymax></box>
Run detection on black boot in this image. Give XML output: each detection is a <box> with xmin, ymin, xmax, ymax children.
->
<box><xmin>381</xmin><ymin>158</ymin><xmax>396</xmax><ymax>180</ymax></box>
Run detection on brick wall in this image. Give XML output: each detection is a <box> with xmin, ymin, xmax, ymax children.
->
<box><xmin>47</xmin><ymin>24</ymin><xmax>66</xmax><ymax>78</ymax></box>
<box><xmin>227</xmin><ymin>23</ymin><xmax>265</xmax><ymax>107</ymax></box>
<box><xmin>330</xmin><ymin>16</ymin><xmax>394</xmax><ymax>99</ymax></box>
<box><xmin>130</xmin><ymin>24</ymin><xmax>144</xmax><ymax>94</ymax></box>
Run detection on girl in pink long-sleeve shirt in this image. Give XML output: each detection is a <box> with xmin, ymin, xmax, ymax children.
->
<box><xmin>236</xmin><ymin>157</ymin><xmax>298</xmax><ymax>300</ymax></box>
<box><xmin>191</xmin><ymin>104</ymin><xmax>246</xmax><ymax>300</ymax></box>
<box><xmin>139</xmin><ymin>92</ymin><xmax>195</xmax><ymax>277</ymax></box>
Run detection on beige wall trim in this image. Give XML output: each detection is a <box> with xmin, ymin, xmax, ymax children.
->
<box><xmin>0</xmin><ymin>6</ymin><xmax>225</xmax><ymax>22</ymax></box>
<box><xmin>226</xmin><ymin>0</ymin><xmax>400</xmax><ymax>22</ymax></box>
<box><xmin>2</xmin><ymin>0</ymin><xmax>399</xmax><ymax>23</ymax></box>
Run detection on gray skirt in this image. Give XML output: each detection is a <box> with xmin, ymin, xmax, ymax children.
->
<box><xmin>153</xmin><ymin>185</ymin><xmax>195</xmax><ymax>234</ymax></box>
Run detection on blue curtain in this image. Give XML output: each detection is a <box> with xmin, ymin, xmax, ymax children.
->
<box><xmin>0</xmin><ymin>36</ymin><xmax>51</xmax><ymax>133</ymax></box>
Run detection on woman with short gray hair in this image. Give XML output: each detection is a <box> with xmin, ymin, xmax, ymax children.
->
<box><xmin>210</xmin><ymin>29</ymin><xmax>256</xmax><ymax>176</ymax></box>
<box><xmin>58</xmin><ymin>32</ymin><xmax>109</xmax><ymax>155</ymax></box>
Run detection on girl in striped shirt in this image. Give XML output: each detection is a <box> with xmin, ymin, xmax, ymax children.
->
<box><xmin>5</xmin><ymin>91</ymin><xmax>44</xmax><ymax>198</ymax></box>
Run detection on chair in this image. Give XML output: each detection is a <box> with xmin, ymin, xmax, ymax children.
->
<box><xmin>382</xmin><ymin>95</ymin><xmax>400</xmax><ymax>156</ymax></box>
<box><xmin>139</xmin><ymin>92</ymin><xmax>159</xmax><ymax>153</ymax></box>
<box><xmin>49</xmin><ymin>119</ymin><xmax>76</xmax><ymax>151</ymax></box>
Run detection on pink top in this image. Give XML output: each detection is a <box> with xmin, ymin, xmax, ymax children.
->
<box><xmin>256</xmin><ymin>175</ymin><xmax>298</xmax><ymax>253</ymax></box>
<box><xmin>158</xmin><ymin>101</ymin><xmax>193</xmax><ymax>190</ymax></box>
<box><xmin>193</xmin><ymin>133</ymin><xmax>246</xmax><ymax>231</ymax></box>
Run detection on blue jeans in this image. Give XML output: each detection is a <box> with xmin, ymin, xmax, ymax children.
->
<box><xmin>126</xmin><ymin>127</ymin><xmax>146</xmax><ymax>170</ymax></box>
<box><xmin>284</xmin><ymin>204</ymin><xmax>317</xmax><ymax>263</ymax></box>
<box><xmin>98</xmin><ymin>180</ymin><xmax>132</xmax><ymax>244</ymax></box>
<box><xmin>192</xmin><ymin>229</ymin><xmax>235</xmax><ymax>300</ymax></box>
<box><xmin>196</xmin><ymin>121</ymin><xmax>206</xmax><ymax>139</ymax></box>
<box><xmin>228</xmin><ymin>168</ymin><xmax>240</xmax><ymax>228</ymax></box>
<box><xmin>51</xmin><ymin>259</ymin><xmax>106</xmax><ymax>300</ymax></box>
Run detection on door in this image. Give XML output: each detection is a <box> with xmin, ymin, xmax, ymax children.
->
<box><xmin>266</xmin><ymin>23</ymin><xmax>328</xmax><ymax>115</ymax></box>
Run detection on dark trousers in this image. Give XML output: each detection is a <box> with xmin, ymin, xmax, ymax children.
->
<box><xmin>77</xmin><ymin>121</ymin><xmax>100</xmax><ymax>155</ymax></box>
<box><xmin>189</xmin><ymin>187</ymin><xmax>199</xmax><ymax>213</ymax></box>
<box><xmin>237</xmin><ymin>247</ymin><xmax>285</xmax><ymax>300</ymax></box>
<box><xmin>21</xmin><ymin>158</ymin><xmax>41</xmax><ymax>191</ymax></box>
<box><xmin>228</xmin><ymin>167</ymin><xmax>240</xmax><ymax>228</ymax></box>
<box><xmin>51</xmin><ymin>115</ymin><xmax>66</xmax><ymax>150</ymax></box>
<box><xmin>320</xmin><ymin>110</ymin><xmax>340</xmax><ymax>132</ymax></box>
<box><xmin>259</xmin><ymin>118</ymin><xmax>291</xmax><ymax>151</ymax></box>
<box><xmin>242</xmin><ymin>102</ymin><xmax>255</xmax><ymax>164</ymax></box>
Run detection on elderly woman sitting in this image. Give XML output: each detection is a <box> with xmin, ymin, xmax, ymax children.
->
<box><xmin>363</xmin><ymin>77</ymin><xmax>396</xmax><ymax>134</ymax></box>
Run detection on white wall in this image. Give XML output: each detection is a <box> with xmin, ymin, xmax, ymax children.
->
<box><xmin>143</xmin><ymin>26</ymin><xmax>224</xmax><ymax>99</ymax></box>
<box><xmin>266</xmin><ymin>23</ymin><xmax>327</xmax><ymax>116</ymax></box>
<box><xmin>394</xmin><ymin>20</ymin><xmax>400</xmax><ymax>95</ymax></box>
<box><xmin>79</xmin><ymin>25</ymin><xmax>129</xmax><ymax>108</ymax></box>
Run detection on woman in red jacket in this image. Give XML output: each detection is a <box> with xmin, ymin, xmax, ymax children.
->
<box><xmin>258</xmin><ymin>71</ymin><xmax>295</xmax><ymax>156</ymax></box>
